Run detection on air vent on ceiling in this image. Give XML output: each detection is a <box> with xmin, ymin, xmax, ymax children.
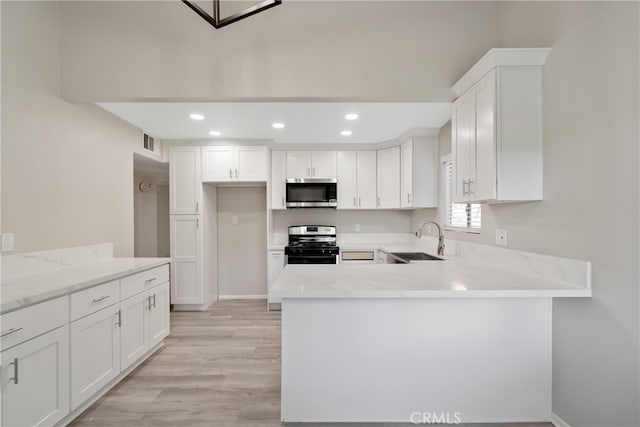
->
<box><xmin>143</xmin><ymin>133</ymin><xmax>155</xmax><ymax>153</ymax></box>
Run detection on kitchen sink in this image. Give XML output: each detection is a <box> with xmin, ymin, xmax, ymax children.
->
<box><xmin>388</xmin><ymin>252</ymin><xmax>444</xmax><ymax>262</ymax></box>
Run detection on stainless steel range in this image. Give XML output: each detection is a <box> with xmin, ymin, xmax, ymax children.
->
<box><xmin>284</xmin><ymin>225</ymin><xmax>339</xmax><ymax>264</ymax></box>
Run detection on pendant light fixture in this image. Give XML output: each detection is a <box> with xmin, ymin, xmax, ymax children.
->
<box><xmin>183</xmin><ymin>0</ymin><xmax>282</xmax><ymax>29</ymax></box>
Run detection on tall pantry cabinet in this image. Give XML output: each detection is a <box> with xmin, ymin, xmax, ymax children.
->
<box><xmin>169</xmin><ymin>147</ymin><xmax>214</xmax><ymax>310</ymax></box>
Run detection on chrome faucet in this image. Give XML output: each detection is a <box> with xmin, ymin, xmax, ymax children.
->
<box><xmin>415</xmin><ymin>220</ymin><xmax>445</xmax><ymax>256</ymax></box>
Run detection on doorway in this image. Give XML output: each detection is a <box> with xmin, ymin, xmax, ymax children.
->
<box><xmin>133</xmin><ymin>153</ymin><xmax>170</xmax><ymax>257</ymax></box>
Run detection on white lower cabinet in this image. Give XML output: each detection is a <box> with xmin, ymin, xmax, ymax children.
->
<box><xmin>121</xmin><ymin>282</ymin><xmax>170</xmax><ymax>372</ymax></box>
<box><xmin>70</xmin><ymin>304</ymin><xmax>121</xmax><ymax>409</ymax></box>
<box><xmin>1</xmin><ymin>326</ymin><xmax>70</xmax><ymax>427</ymax></box>
<box><xmin>170</xmin><ymin>215</ymin><xmax>203</xmax><ymax>305</ymax></box>
<box><xmin>148</xmin><ymin>282</ymin><xmax>170</xmax><ymax>349</ymax></box>
<box><xmin>120</xmin><ymin>291</ymin><xmax>148</xmax><ymax>371</ymax></box>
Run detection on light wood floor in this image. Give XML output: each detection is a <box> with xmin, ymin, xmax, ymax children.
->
<box><xmin>71</xmin><ymin>300</ymin><xmax>553</xmax><ymax>427</ymax></box>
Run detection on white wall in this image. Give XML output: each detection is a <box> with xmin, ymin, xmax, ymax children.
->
<box><xmin>156</xmin><ymin>184</ymin><xmax>170</xmax><ymax>257</ymax></box>
<box><xmin>133</xmin><ymin>175</ymin><xmax>158</xmax><ymax>257</ymax></box>
<box><xmin>217</xmin><ymin>187</ymin><xmax>267</xmax><ymax>297</ymax></box>
<box><xmin>58</xmin><ymin>1</ymin><xmax>499</xmax><ymax>102</ymax></box>
<box><xmin>1</xmin><ymin>1</ymin><xmax>149</xmax><ymax>256</ymax></box>
<box><xmin>273</xmin><ymin>210</ymin><xmax>412</xmax><ymax>236</ymax></box>
<box><xmin>414</xmin><ymin>4</ymin><xmax>640</xmax><ymax>426</ymax></box>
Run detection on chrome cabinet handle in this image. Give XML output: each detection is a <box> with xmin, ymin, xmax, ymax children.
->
<box><xmin>281</xmin><ymin>196</ymin><xmax>284</xmax><ymax>207</ymax></box>
<box><xmin>353</xmin><ymin>197</ymin><xmax>356</xmax><ymax>207</ymax></box>
<box><xmin>152</xmin><ymin>294</ymin><xmax>157</xmax><ymax>308</ymax></box>
<box><xmin>229</xmin><ymin>168</ymin><xmax>233</xmax><ymax>179</ymax></box>
<box><xmin>307</xmin><ymin>168</ymin><xmax>310</xmax><ymax>177</ymax></box>
<box><xmin>9</xmin><ymin>358</ymin><xmax>18</xmax><ymax>384</ymax></box>
<box><xmin>359</xmin><ymin>197</ymin><xmax>362</xmax><ymax>207</ymax></box>
<box><xmin>196</xmin><ymin>201</ymin><xmax>199</xmax><ymax>212</ymax></box>
<box><xmin>115</xmin><ymin>309</ymin><xmax>122</xmax><ymax>327</ymax></box>
<box><xmin>235</xmin><ymin>169</ymin><xmax>239</xmax><ymax>179</ymax></box>
<box><xmin>145</xmin><ymin>278</ymin><xmax>157</xmax><ymax>284</ymax></box>
<box><xmin>91</xmin><ymin>295</ymin><xmax>110</xmax><ymax>303</ymax></box>
<box><xmin>377</xmin><ymin>197</ymin><xmax>381</xmax><ymax>207</ymax></box>
<box><xmin>146</xmin><ymin>296</ymin><xmax>152</xmax><ymax>311</ymax></box>
<box><xmin>0</xmin><ymin>327</ymin><xmax>23</xmax><ymax>338</ymax></box>
<box><xmin>312</xmin><ymin>167</ymin><xmax>316</xmax><ymax>177</ymax></box>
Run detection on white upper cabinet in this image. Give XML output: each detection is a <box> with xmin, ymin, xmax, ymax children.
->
<box><xmin>271</xmin><ymin>151</ymin><xmax>286</xmax><ymax>210</ymax></box>
<box><xmin>286</xmin><ymin>151</ymin><xmax>337</xmax><ymax>179</ymax></box>
<box><xmin>400</xmin><ymin>136</ymin><xmax>438</xmax><ymax>208</ymax></box>
<box><xmin>337</xmin><ymin>151</ymin><xmax>377</xmax><ymax>209</ymax></box>
<box><xmin>451</xmin><ymin>48</ymin><xmax>549</xmax><ymax>203</ymax></box>
<box><xmin>376</xmin><ymin>146</ymin><xmax>400</xmax><ymax>209</ymax></box>
<box><xmin>202</xmin><ymin>146</ymin><xmax>267</xmax><ymax>182</ymax></box>
<box><xmin>169</xmin><ymin>147</ymin><xmax>201</xmax><ymax>215</ymax></box>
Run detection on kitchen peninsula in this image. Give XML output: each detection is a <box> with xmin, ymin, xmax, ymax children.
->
<box><xmin>271</xmin><ymin>242</ymin><xmax>591</xmax><ymax>423</ymax></box>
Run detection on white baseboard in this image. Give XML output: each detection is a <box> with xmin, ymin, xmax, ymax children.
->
<box><xmin>219</xmin><ymin>294</ymin><xmax>267</xmax><ymax>300</ymax></box>
<box><xmin>550</xmin><ymin>412</ymin><xmax>571</xmax><ymax>427</ymax></box>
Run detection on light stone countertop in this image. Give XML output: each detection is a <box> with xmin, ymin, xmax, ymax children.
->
<box><xmin>270</xmin><ymin>260</ymin><xmax>591</xmax><ymax>299</ymax></box>
<box><xmin>1</xmin><ymin>257</ymin><xmax>170</xmax><ymax>314</ymax></box>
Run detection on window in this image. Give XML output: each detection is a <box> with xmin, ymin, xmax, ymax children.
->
<box><xmin>442</xmin><ymin>156</ymin><xmax>481</xmax><ymax>232</ymax></box>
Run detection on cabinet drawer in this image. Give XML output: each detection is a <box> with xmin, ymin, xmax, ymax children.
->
<box><xmin>0</xmin><ymin>296</ymin><xmax>69</xmax><ymax>350</ymax></box>
<box><xmin>70</xmin><ymin>280</ymin><xmax>120</xmax><ymax>321</ymax></box>
<box><xmin>121</xmin><ymin>264</ymin><xmax>170</xmax><ymax>300</ymax></box>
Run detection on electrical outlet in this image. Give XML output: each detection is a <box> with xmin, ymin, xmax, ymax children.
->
<box><xmin>1</xmin><ymin>233</ymin><xmax>15</xmax><ymax>252</ymax></box>
<box><xmin>232</xmin><ymin>216</ymin><xmax>238</xmax><ymax>225</ymax></box>
<box><xmin>496</xmin><ymin>229</ymin><xmax>507</xmax><ymax>246</ymax></box>
<box><xmin>355</xmin><ymin>223</ymin><xmax>360</xmax><ymax>232</ymax></box>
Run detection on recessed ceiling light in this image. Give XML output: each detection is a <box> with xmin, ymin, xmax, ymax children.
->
<box><xmin>209</xmin><ymin>130</ymin><xmax>221</xmax><ymax>136</ymax></box>
<box><xmin>190</xmin><ymin>113</ymin><xmax>205</xmax><ymax>121</ymax></box>
<box><xmin>341</xmin><ymin>130</ymin><xmax>352</xmax><ymax>136</ymax></box>
<box><xmin>272</xmin><ymin>122</ymin><xmax>285</xmax><ymax>129</ymax></box>
<box><xmin>345</xmin><ymin>113</ymin><xmax>359</xmax><ymax>120</ymax></box>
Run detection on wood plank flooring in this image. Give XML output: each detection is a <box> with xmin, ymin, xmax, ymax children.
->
<box><xmin>70</xmin><ymin>300</ymin><xmax>552</xmax><ymax>427</ymax></box>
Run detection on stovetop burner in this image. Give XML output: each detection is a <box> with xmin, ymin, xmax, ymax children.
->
<box><xmin>285</xmin><ymin>225</ymin><xmax>339</xmax><ymax>263</ymax></box>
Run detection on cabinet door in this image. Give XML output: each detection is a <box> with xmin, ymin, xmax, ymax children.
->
<box><xmin>271</xmin><ymin>151</ymin><xmax>286</xmax><ymax>210</ymax></box>
<box><xmin>202</xmin><ymin>146</ymin><xmax>235</xmax><ymax>182</ymax></box>
<box><xmin>473</xmin><ymin>70</ymin><xmax>497</xmax><ymax>201</ymax></box>
<box><xmin>169</xmin><ymin>147</ymin><xmax>201</xmax><ymax>214</ymax></box>
<box><xmin>267</xmin><ymin>250</ymin><xmax>286</xmax><ymax>288</ymax></box>
<box><xmin>400</xmin><ymin>139</ymin><xmax>414</xmax><ymax>208</ymax></box>
<box><xmin>337</xmin><ymin>151</ymin><xmax>357</xmax><ymax>209</ymax></box>
<box><xmin>120</xmin><ymin>291</ymin><xmax>148</xmax><ymax>371</ymax></box>
<box><xmin>70</xmin><ymin>305</ymin><xmax>120</xmax><ymax>409</ymax></box>
<box><xmin>356</xmin><ymin>151</ymin><xmax>377</xmax><ymax>209</ymax></box>
<box><xmin>170</xmin><ymin>215</ymin><xmax>202</xmax><ymax>304</ymax></box>
<box><xmin>148</xmin><ymin>283</ymin><xmax>170</xmax><ymax>349</ymax></box>
<box><xmin>1</xmin><ymin>326</ymin><xmax>70</xmax><ymax>427</ymax></box>
<box><xmin>452</xmin><ymin>92</ymin><xmax>476</xmax><ymax>203</ymax></box>
<box><xmin>237</xmin><ymin>147</ymin><xmax>267</xmax><ymax>181</ymax></box>
<box><xmin>376</xmin><ymin>147</ymin><xmax>400</xmax><ymax>209</ymax></box>
<box><xmin>311</xmin><ymin>151</ymin><xmax>337</xmax><ymax>179</ymax></box>
<box><xmin>286</xmin><ymin>151</ymin><xmax>312</xmax><ymax>178</ymax></box>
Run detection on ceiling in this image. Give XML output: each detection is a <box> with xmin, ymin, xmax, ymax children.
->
<box><xmin>98</xmin><ymin>102</ymin><xmax>451</xmax><ymax>144</ymax></box>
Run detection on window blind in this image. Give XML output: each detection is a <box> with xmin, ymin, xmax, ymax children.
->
<box><xmin>445</xmin><ymin>160</ymin><xmax>481</xmax><ymax>229</ymax></box>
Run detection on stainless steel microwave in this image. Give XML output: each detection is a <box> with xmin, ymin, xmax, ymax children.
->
<box><xmin>286</xmin><ymin>179</ymin><xmax>337</xmax><ymax>208</ymax></box>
